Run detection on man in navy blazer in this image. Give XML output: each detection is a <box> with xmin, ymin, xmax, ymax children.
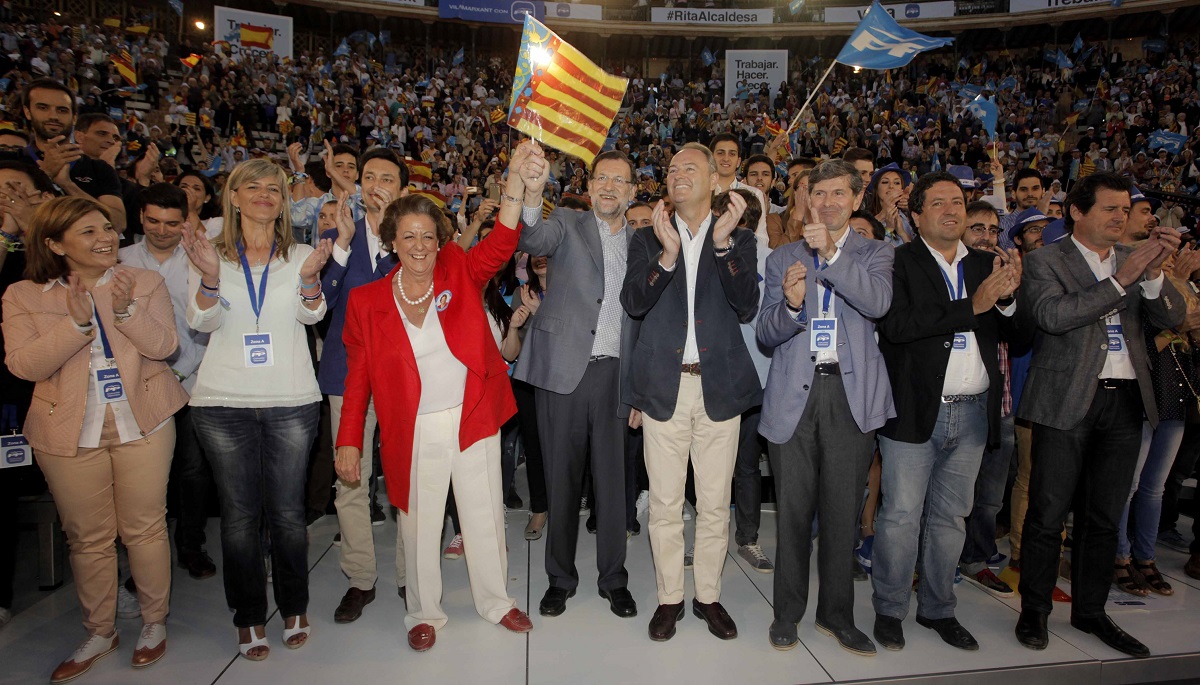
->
<box><xmin>756</xmin><ymin>159</ymin><xmax>895</xmax><ymax>655</ymax></box>
<box><xmin>621</xmin><ymin>143</ymin><xmax>761</xmax><ymax>643</ymax></box>
<box><xmin>318</xmin><ymin>148</ymin><xmax>408</xmax><ymax>624</ymax></box>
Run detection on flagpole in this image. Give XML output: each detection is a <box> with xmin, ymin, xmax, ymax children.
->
<box><xmin>786</xmin><ymin>60</ymin><xmax>837</xmax><ymax>135</ymax></box>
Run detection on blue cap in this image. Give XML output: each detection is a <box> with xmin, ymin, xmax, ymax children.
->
<box><xmin>1006</xmin><ymin>207</ymin><xmax>1050</xmax><ymax>243</ymax></box>
<box><xmin>1041</xmin><ymin>218</ymin><xmax>1068</xmax><ymax>245</ymax></box>
<box><xmin>1129</xmin><ymin>184</ymin><xmax>1161</xmax><ymax>212</ymax></box>
<box><xmin>947</xmin><ymin>164</ymin><xmax>979</xmax><ymax>189</ymax></box>
<box><xmin>867</xmin><ymin>163</ymin><xmax>911</xmax><ymax>194</ymax></box>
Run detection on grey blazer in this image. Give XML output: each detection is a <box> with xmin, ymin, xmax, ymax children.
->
<box><xmin>513</xmin><ymin>208</ymin><xmax>638</xmax><ymax>410</ymax></box>
<box><xmin>1016</xmin><ymin>237</ymin><xmax>1185</xmax><ymax>430</ymax></box>
<box><xmin>756</xmin><ymin>228</ymin><xmax>897</xmax><ymax>443</ymax></box>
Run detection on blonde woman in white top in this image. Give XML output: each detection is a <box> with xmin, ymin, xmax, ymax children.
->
<box><xmin>180</xmin><ymin>158</ymin><xmax>333</xmax><ymax>662</ymax></box>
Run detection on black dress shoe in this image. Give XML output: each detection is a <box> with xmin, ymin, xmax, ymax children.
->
<box><xmin>816</xmin><ymin>621</ymin><xmax>877</xmax><ymax>656</ymax></box>
<box><xmin>648</xmin><ymin>602</ymin><xmax>685</xmax><ymax>641</ymax></box>
<box><xmin>538</xmin><ymin>586</ymin><xmax>576</xmax><ymax>617</ymax></box>
<box><xmin>1015</xmin><ymin>610</ymin><xmax>1048</xmax><ymax>650</ymax></box>
<box><xmin>334</xmin><ymin>586</ymin><xmax>376</xmax><ymax>623</ymax></box>
<box><xmin>599</xmin><ymin>587</ymin><xmax>637</xmax><ymax>618</ymax></box>
<box><xmin>916</xmin><ymin>615</ymin><xmax>979</xmax><ymax>651</ymax></box>
<box><xmin>769</xmin><ymin>620</ymin><xmax>798</xmax><ymax>650</ymax></box>
<box><xmin>873</xmin><ymin>614</ymin><xmax>905</xmax><ymax>651</ymax></box>
<box><xmin>1070</xmin><ymin>614</ymin><xmax>1150</xmax><ymax>658</ymax></box>
<box><xmin>398</xmin><ymin>586</ymin><xmax>406</xmax><ymax>604</ymax></box>
<box><xmin>691</xmin><ymin>599</ymin><xmax>737</xmax><ymax>640</ymax></box>
<box><xmin>628</xmin><ymin>520</ymin><xmax>641</xmax><ymax>536</ymax></box>
<box><xmin>586</xmin><ymin>514</ymin><xmax>597</xmax><ymax>534</ymax></box>
<box><xmin>178</xmin><ymin>549</ymin><xmax>217</xmax><ymax>580</ymax></box>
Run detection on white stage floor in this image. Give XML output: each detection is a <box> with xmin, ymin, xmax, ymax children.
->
<box><xmin>3</xmin><ymin>493</ymin><xmax>1200</xmax><ymax>685</ymax></box>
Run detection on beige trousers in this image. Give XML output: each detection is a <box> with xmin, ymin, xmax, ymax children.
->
<box><xmin>642</xmin><ymin>374</ymin><xmax>740</xmax><ymax>604</ymax></box>
<box><xmin>330</xmin><ymin>396</ymin><xmax>405</xmax><ymax>591</ymax></box>
<box><xmin>401</xmin><ymin>405</ymin><xmax>514</xmax><ymax>631</ymax></box>
<box><xmin>36</xmin><ymin>412</ymin><xmax>175</xmax><ymax>636</ymax></box>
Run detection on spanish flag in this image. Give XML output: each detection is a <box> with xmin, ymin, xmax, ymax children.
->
<box><xmin>1064</xmin><ymin>111</ymin><xmax>1080</xmax><ymax>129</ymax></box>
<box><xmin>507</xmin><ymin>16</ymin><xmax>628</xmax><ymax>165</ymax></box>
<box><xmin>180</xmin><ymin>54</ymin><xmax>201</xmax><ymax>70</ymax></box>
<box><xmin>126</xmin><ymin>25</ymin><xmax>150</xmax><ymax>36</ymax></box>
<box><xmin>240</xmin><ymin>24</ymin><xmax>274</xmax><ymax>51</ymax></box>
<box><xmin>1028</xmin><ymin>151</ymin><xmax>1040</xmax><ymax>169</ymax></box>
<box><xmin>406</xmin><ymin>159</ymin><xmax>432</xmax><ymax>188</ymax></box>
<box><xmin>111</xmin><ymin>50</ymin><xmax>137</xmax><ymax>87</ymax></box>
<box><xmin>971</xmin><ymin>62</ymin><xmax>982</xmax><ymax>77</ymax></box>
<box><xmin>411</xmin><ymin>188</ymin><xmax>446</xmax><ymax>209</ymax></box>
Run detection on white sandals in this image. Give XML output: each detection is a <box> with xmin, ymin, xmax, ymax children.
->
<box><xmin>282</xmin><ymin>615</ymin><xmax>311</xmax><ymax>650</ymax></box>
<box><xmin>238</xmin><ymin>626</ymin><xmax>269</xmax><ymax>661</ymax></box>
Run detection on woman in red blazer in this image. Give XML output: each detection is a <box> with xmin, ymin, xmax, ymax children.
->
<box><xmin>336</xmin><ymin>141</ymin><xmax>545</xmax><ymax>651</ymax></box>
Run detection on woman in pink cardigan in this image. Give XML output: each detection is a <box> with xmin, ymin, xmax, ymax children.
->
<box><xmin>2</xmin><ymin>197</ymin><xmax>188</xmax><ymax>684</ymax></box>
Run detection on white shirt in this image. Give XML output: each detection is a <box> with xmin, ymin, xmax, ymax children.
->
<box><xmin>395</xmin><ymin>296</ymin><xmax>468</xmax><ymax>415</ymax></box>
<box><xmin>675</xmin><ymin>212</ymin><xmax>713</xmax><ymax>364</ymax></box>
<box><xmin>1070</xmin><ymin>236</ymin><xmax>1164</xmax><ymax>380</ymax></box>
<box><xmin>921</xmin><ymin>239</ymin><xmax>991</xmax><ymax>395</ymax></box>
<box><xmin>118</xmin><ymin>242</ymin><xmax>210</xmax><ymax>392</ymax></box>
<box><xmin>807</xmin><ymin>228</ymin><xmax>853</xmax><ymax>364</ymax></box>
<box><xmin>331</xmin><ymin>215</ymin><xmax>386</xmax><ymax>268</ymax></box>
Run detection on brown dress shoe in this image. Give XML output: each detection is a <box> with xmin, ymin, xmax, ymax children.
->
<box><xmin>407</xmin><ymin>623</ymin><xmax>436</xmax><ymax>652</ymax></box>
<box><xmin>177</xmin><ymin>549</ymin><xmax>217</xmax><ymax>580</ymax></box>
<box><xmin>131</xmin><ymin>623</ymin><xmax>167</xmax><ymax>668</ymax></box>
<box><xmin>648</xmin><ymin>602</ymin><xmax>685</xmax><ymax>641</ymax></box>
<box><xmin>51</xmin><ymin>633</ymin><xmax>119</xmax><ymax>684</ymax></box>
<box><xmin>334</xmin><ymin>586</ymin><xmax>376</xmax><ymax>623</ymax></box>
<box><xmin>1185</xmin><ymin>554</ymin><xmax>1200</xmax><ymax>581</ymax></box>
<box><xmin>692</xmin><ymin>599</ymin><xmax>738</xmax><ymax>640</ymax></box>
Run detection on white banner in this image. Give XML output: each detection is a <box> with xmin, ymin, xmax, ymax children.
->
<box><xmin>651</xmin><ymin>7</ymin><xmax>774</xmax><ymax>25</ymax></box>
<box><xmin>1010</xmin><ymin>0</ymin><xmax>1110</xmax><ymax>13</ymax></box>
<box><xmin>824</xmin><ymin>1</ymin><xmax>956</xmax><ymax>22</ymax></box>
<box><xmin>213</xmin><ymin>6</ymin><xmax>293</xmax><ymax>61</ymax></box>
<box><xmin>543</xmin><ymin>2</ymin><xmax>603</xmax><ymax>21</ymax></box>
<box><xmin>725</xmin><ymin>50</ymin><xmax>788</xmax><ymax>106</ymax></box>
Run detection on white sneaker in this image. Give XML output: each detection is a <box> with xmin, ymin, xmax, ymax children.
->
<box><xmin>682</xmin><ymin>501</ymin><xmax>695</xmax><ymax>521</ymax></box>
<box><xmin>0</xmin><ymin>607</ymin><xmax>11</xmax><ymax>631</ymax></box>
<box><xmin>117</xmin><ymin>586</ymin><xmax>141</xmax><ymax>619</ymax></box>
<box><xmin>635</xmin><ymin>491</ymin><xmax>649</xmax><ymax>518</ymax></box>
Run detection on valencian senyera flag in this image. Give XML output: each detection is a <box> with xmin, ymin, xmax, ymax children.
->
<box><xmin>507</xmin><ymin>15</ymin><xmax>628</xmax><ymax>164</ymax></box>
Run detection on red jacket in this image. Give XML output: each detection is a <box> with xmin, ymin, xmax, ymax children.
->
<box><xmin>338</xmin><ymin>220</ymin><xmax>520</xmax><ymax>512</ymax></box>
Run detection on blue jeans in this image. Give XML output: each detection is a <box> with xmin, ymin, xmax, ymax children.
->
<box><xmin>1118</xmin><ymin>420</ymin><xmax>1185</xmax><ymax>561</ymax></box>
<box><xmin>960</xmin><ymin>413</ymin><xmax>1015</xmax><ymax>574</ymax></box>
<box><xmin>192</xmin><ymin>403</ymin><xmax>319</xmax><ymax>627</ymax></box>
<box><xmin>873</xmin><ymin>394</ymin><xmax>988</xmax><ymax>621</ymax></box>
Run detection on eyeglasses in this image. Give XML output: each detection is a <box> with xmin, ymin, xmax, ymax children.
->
<box><xmin>967</xmin><ymin>224</ymin><xmax>1002</xmax><ymax>236</ymax></box>
<box><xmin>592</xmin><ymin>175</ymin><xmax>631</xmax><ymax>187</ymax></box>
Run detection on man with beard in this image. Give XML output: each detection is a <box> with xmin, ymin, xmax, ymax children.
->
<box><xmin>1123</xmin><ymin>185</ymin><xmax>1158</xmax><ymax>244</ymax></box>
<box><xmin>963</xmin><ymin>201</ymin><xmax>1004</xmax><ymax>252</ymax></box>
<box><xmin>21</xmin><ymin>78</ymin><xmax>126</xmax><ymax>232</ymax></box>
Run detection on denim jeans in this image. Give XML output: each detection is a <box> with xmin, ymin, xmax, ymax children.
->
<box><xmin>960</xmin><ymin>413</ymin><xmax>1015</xmax><ymax>574</ymax></box>
<box><xmin>734</xmin><ymin>405</ymin><xmax>765</xmax><ymax>547</ymax></box>
<box><xmin>1118</xmin><ymin>420</ymin><xmax>1186</xmax><ymax>561</ymax></box>
<box><xmin>873</xmin><ymin>393</ymin><xmax>988</xmax><ymax>621</ymax></box>
<box><xmin>192</xmin><ymin>403</ymin><xmax>319</xmax><ymax>627</ymax></box>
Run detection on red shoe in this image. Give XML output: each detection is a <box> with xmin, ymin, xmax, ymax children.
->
<box><xmin>1052</xmin><ymin>587</ymin><xmax>1072</xmax><ymax>603</ymax></box>
<box><xmin>498</xmin><ymin>608</ymin><xmax>533</xmax><ymax>633</ymax></box>
<box><xmin>407</xmin><ymin>623</ymin><xmax>435</xmax><ymax>651</ymax></box>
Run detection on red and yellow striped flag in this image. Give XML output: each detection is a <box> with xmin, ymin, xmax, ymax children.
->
<box><xmin>1028</xmin><ymin>151</ymin><xmax>1040</xmax><ymax>169</ymax></box>
<box><xmin>180</xmin><ymin>54</ymin><xmax>201</xmax><ymax>70</ymax></box>
<box><xmin>405</xmin><ymin>159</ymin><xmax>432</xmax><ymax>188</ymax></box>
<box><xmin>490</xmin><ymin>107</ymin><xmax>506</xmax><ymax>124</ymax></box>
<box><xmin>126</xmin><ymin>25</ymin><xmax>150</xmax><ymax>36</ymax></box>
<box><xmin>1079</xmin><ymin>156</ymin><xmax>1096</xmax><ymax>179</ymax></box>
<box><xmin>507</xmin><ymin>16</ymin><xmax>628</xmax><ymax>165</ymax></box>
<box><xmin>1064</xmin><ymin>111</ymin><xmax>1080</xmax><ymax>129</ymax></box>
<box><xmin>111</xmin><ymin>50</ymin><xmax>137</xmax><ymax>87</ymax></box>
<box><xmin>411</xmin><ymin>188</ymin><xmax>446</xmax><ymax>209</ymax></box>
<box><xmin>240</xmin><ymin>24</ymin><xmax>274</xmax><ymax>51</ymax></box>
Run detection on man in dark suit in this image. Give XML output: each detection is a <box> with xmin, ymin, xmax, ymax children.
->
<box><xmin>1014</xmin><ymin>173</ymin><xmax>1183</xmax><ymax>658</ymax></box>
<box><xmin>756</xmin><ymin>159</ymin><xmax>895</xmax><ymax>655</ymax></box>
<box><xmin>621</xmin><ymin>142</ymin><xmax>761</xmax><ymax>642</ymax></box>
<box><xmin>510</xmin><ymin>148</ymin><xmax>639</xmax><ymax>620</ymax></box>
<box><xmin>873</xmin><ymin>171</ymin><xmax>1024</xmax><ymax>652</ymax></box>
<box><xmin>320</xmin><ymin>148</ymin><xmax>408</xmax><ymax>624</ymax></box>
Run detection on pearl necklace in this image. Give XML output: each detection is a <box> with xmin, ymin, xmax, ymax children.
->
<box><xmin>395</xmin><ymin>267</ymin><xmax>434</xmax><ymax>313</ymax></box>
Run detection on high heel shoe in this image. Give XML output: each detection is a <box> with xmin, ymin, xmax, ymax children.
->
<box><xmin>238</xmin><ymin>625</ymin><xmax>269</xmax><ymax>661</ymax></box>
<box><xmin>524</xmin><ymin>512</ymin><xmax>548</xmax><ymax>541</ymax></box>
<box><xmin>282</xmin><ymin>615</ymin><xmax>311</xmax><ymax>649</ymax></box>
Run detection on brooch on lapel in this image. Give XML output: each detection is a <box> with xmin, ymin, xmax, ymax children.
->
<box><xmin>435</xmin><ymin>290</ymin><xmax>453</xmax><ymax>312</ymax></box>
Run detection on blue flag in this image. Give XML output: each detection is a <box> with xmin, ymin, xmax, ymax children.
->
<box><xmin>931</xmin><ymin>152</ymin><xmax>942</xmax><ymax>172</ymax></box>
<box><xmin>637</xmin><ymin>164</ymin><xmax>655</xmax><ymax>178</ymax></box>
<box><xmin>835</xmin><ymin>1</ymin><xmax>954</xmax><ymax>70</ymax></box>
<box><xmin>378</xmin><ymin>31</ymin><xmax>391</xmax><ymax>47</ymax></box>
<box><xmin>1043</xmin><ymin>49</ymin><xmax>1057</xmax><ymax>64</ymax></box>
<box><xmin>959</xmin><ymin>84</ymin><xmax>982</xmax><ymax>100</ymax></box>
<box><xmin>964</xmin><ymin>94</ymin><xmax>998</xmax><ymax>139</ymax></box>
<box><xmin>167</xmin><ymin>0</ymin><xmax>183</xmax><ymax>16</ymax></box>
<box><xmin>452</xmin><ymin>47</ymin><xmax>464</xmax><ymax>66</ymax></box>
<box><xmin>789</xmin><ymin>0</ymin><xmax>806</xmax><ymax>14</ymax></box>
<box><xmin>1072</xmin><ymin>33</ymin><xmax>1083</xmax><ymax>54</ymax></box>
<box><xmin>958</xmin><ymin>57</ymin><xmax>969</xmax><ymax>71</ymax></box>
<box><xmin>701</xmin><ymin>48</ymin><xmax>716</xmax><ymax>67</ymax></box>
<box><xmin>1055</xmin><ymin>50</ymin><xmax>1074</xmax><ymax>69</ymax></box>
<box><xmin>1149</xmin><ymin>130</ymin><xmax>1187</xmax><ymax>154</ymax></box>
<box><xmin>333</xmin><ymin>40</ymin><xmax>350</xmax><ymax>57</ymax></box>
<box><xmin>998</xmin><ymin>76</ymin><xmax>1018</xmax><ymax>91</ymax></box>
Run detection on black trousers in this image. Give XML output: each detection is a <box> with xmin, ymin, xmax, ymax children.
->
<box><xmin>770</xmin><ymin>374</ymin><xmax>874</xmax><ymax>628</ymax></box>
<box><xmin>1020</xmin><ymin>383</ymin><xmax>1143</xmax><ymax>618</ymax></box>
<box><xmin>536</xmin><ymin>358</ymin><xmax>628</xmax><ymax>592</ymax></box>
<box><xmin>513</xmin><ymin>379</ymin><xmax>548</xmax><ymax>514</ymax></box>
<box><xmin>170</xmin><ymin>405</ymin><xmax>215</xmax><ymax>553</ymax></box>
<box><xmin>734</xmin><ymin>405</ymin><xmax>766</xmax><ymax>546</ymax></box>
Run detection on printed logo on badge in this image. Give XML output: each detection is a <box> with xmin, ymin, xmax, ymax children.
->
<box><xmin>102</xmin><ymin>382</ymin><xmax>123</xmax><ymax>400</ymax></box>
<box><xmin>5</xmin><ymin>449</ymin><xmax>23</xmax><ymax>465</ymax></box>
<box><xmin>953</xmin><ymin>333</ymin><xmax>968</xmax><ymax>350</ymax></box>
<box><xmin>815</xmin><ymin>332</ymin><xmax>831</xmax><ymax>347</ymax></box>
<box><xmin>435</xmin><ymin>290</ymin><xmax>452</xmax><ymax>312</ymax></box>
<box><xmin>250</xmin><ymin>347</ymin><xmax>268</xmax><ymax>365</ymax></box>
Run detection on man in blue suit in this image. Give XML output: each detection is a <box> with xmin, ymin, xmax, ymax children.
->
<box><xmin>319</xmin><ymin>148</ymin><xmax>409</xmax><ymax>624</ymax></box>
<box><xmin>757</xmin><ymin>159</ymin><xmax>895</xmax><ymax>655</ymax></box>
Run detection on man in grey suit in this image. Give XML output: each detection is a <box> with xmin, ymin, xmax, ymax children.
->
<box><xmin>513</xmin><ymin>147</ymin><xmax>639</xmax><ymax>620</ymax></box>
<box><xmin>1014</xmin><ymin>173</ymin><xmax>1183</xmax><ymax>658</ymax></box>
<box><xmin>757</xmin><ymin>159</ymin><xmax>895</xmax><ymax>655</ymax></box>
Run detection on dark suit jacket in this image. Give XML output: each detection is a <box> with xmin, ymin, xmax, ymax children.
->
<box><xmin>1016</xmin><ymin>237</ymin><xmax>1184</xmax><ymax>431</ymax></box>
<box><xmin>879</xmin><ymin>239</ymin><xmax>1029</xmax><ymax>448</ymax></box>
<box><xmin>318</xmin><ymin>220</ymin><xmax>396</xmax><ymax>396</ymax></box>
<box><xmin>620</xmin><ymin>216</ymin><xmax>761</xmax><ymax>422</ymax></box>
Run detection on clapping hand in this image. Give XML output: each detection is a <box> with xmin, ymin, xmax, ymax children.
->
<box><xmin>300</xmin><ymin>238</ymin><xmax>334</xmax><ymax>283</ymax></box>
<box><xmin>972</xmin><ymin>256</ymin><xmax>1019</xmax><ymax>314</ymax></box>
<box><xmin>65</xmin><ymin>273</ymin><xmax>93</xmax><ymax>327</ymax></box>
<box><xmin>783</xmin><ymin>260</ymin><xmax>808</xmax><ymax>309</ymax></box>
<box><xmin>180</xmin><ymin>222</ymin><xmax>221</xmax><ymax>282</ymax></box>
<box><xmin>510</xmin><ymin>303</ymin><xmax>533</xmax><ymax>329</ymax></box>
<box><xmin>110</xmin><ymin>268</ymin><xmax>135</xmax><ymax>315</ymax></box>
<box><xmin>334</xmin><ymin>191</ymin><xmax>355</xmax><ymax>249</ymax></box>
<box><xmin>519</xmin><ymin>283</ymin><xmax>541</xmax><ymax>316</ymax></box>
<box><xmin>1173</xmin><ymin>242</ymin><xmax>1200</xmax><ymax>280</ymax></box>
<box><xmin>651</xmin><ymin>199</ymin><xmax>681</xmax><ymax>269</ymax></box>
<box><xmin>712</xmin><ymin>189</ymin><xmax>747</xmax><ymax>247</ymax></box>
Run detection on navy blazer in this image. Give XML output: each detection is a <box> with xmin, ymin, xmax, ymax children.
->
<box><xmin>757</xmin><ymin>228</ymin><xmax>896</xmax><ymax>443</ymax></box>
<box><xmin>620</xmin><ymin>217</ymin><xmax>761</xmax><ymax>422</ymax></box>
<box><xmin>318</xmin><ymin>220</ymin><xmax>397</xmax><ymax>396</ymax></box>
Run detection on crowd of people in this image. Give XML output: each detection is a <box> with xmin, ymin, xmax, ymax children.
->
<box><xmin>1</xmin><ymin>7</ymin><xmax>1200</xmax><ymax>685</ymax></box>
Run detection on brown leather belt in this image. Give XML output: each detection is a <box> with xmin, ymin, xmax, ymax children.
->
<box><xmin>681</xmin><ymin>363</ymin><xmax>702</xmax><ymax>376</ymax></box>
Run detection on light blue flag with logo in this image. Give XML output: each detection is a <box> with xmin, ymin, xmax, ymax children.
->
<box><xmin>958</xmin><ymin>57</ymin><xmax>969</xmax><ymax>71</ymax></box>
<box><xmin>333</xmin><ymin>40</ymin><xmax>350</xmax><ymax>57</ymax></box>
<box><xmin>1072</xmin><ymin>33</ymin><xmax>1083</xmax><ymax>54</ymax></box>
<box><xmin>959</xmin><ymin>84</ymin><xmax>982</xmax><ymax>100</ymax></box>
<box><xmin>701</xmin><ymin>48</ymin><xmax>716</xmax><ymax>67</ymax></box>
<box><xmin>1149</xmin><ymin>130</ymin><xmax>1187</xmax><ymax>154</ymax></box>
<box><xmin>167</xmin><ymin>0</ymin><xmax>183</xmax><ymax>16</ymax></box>
<box><xmin>964</xmin><ymin>93</ymin><xmax>998</xmax><ymax>140</ymax></box>
<box><xmin>1055</xmin><ymin>50</ymin><xmax>1074</xmax><ymax>69</ymax></box>
<box><xmin>835</xmin><ymin>1</ymin><xmax>954</xmax><ymax>70</ymax></box>
<box><xmin>998</xmin><ymin>76</ymin><xmax>1018</xmax><ymax>91</ymax></box>
<box><xmin>452</xmin><ymin>47</ymin><xmax>464</xmax><ymax>66</ymax></box>
<box><xmin>789</xmin><ymin>0</ymin><xmax>806</xmax><ymax>14</ymax></box>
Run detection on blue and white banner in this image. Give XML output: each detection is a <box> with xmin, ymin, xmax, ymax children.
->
<box><xmin>439</xmin><ymin>0</ymin><xmax>544</xmax><ymax>25</ymax></box>
<box><xmin>964</xmin><ymin>94</ymin><xmax>998</xmax><ymax>139</ymax></box>
<box><xmin>1149</xmin><ymin>130</ymin><xmax>1188</xmax><ymax>154</ymax></box>
<box><xmin>835</xmin><ymin>1</ymin><xmax>953</xmax><ymax>70</ymax></box>
<box><xmin>651</xmin><ymin>7</ymin><xmax>774</xmax><ymax>24</ymax></box>
<box><xmin>1010</xmin><ymin>0</ymin><xmax>1110</xmax><ymax>12</ymax></box>
<box><xmin>543</xmin><ymin>2</ymin><xmax>603</xmax><ymax>21</ymax></box>
<box><xmin>824</xmin><ymin>1</ymin><xmax>956</xmax><ymax>23</ymax></box>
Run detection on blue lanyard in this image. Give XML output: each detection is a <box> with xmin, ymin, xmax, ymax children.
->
<box><xmin>92</xmin><ymin>300</ymin><xmax>114</xmax><ymax>362</ymax></box>
<box><xmin>237</xmin><ymin>240</ymin><xmax>276</xmax><ymax>331</ymax></box>
<box><xmin>812</xmin><ymin>249</ymin><xmax>834</xmax><ymax>316</ymax></box>
<box><xmin>941</xmin><ymin>260</ymin><xmax>965</xmax><ymax>301</ymax></box>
